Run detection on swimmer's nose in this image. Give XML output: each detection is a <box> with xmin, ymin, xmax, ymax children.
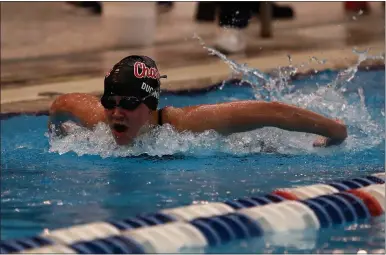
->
<box><xmin>111</xmin><ymin>107</ymin><xmax>125</xmax><ymax>118</ymax></box>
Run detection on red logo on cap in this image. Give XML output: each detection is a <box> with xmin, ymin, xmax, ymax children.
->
<box><xmin>134</xmin><ymin>62</ymin><xmax>160</xmax><ymax>80</ymax></box>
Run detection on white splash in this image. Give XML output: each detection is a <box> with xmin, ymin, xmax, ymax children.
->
<box><xmin>195</xmin><ymin>39</ymin><xmax>385</xmax><ymax>152</ymax></box>
<box><xmin>49</xmin><ymin>120</ymin><xmax>349</xmax><ymax>158</ymax></box>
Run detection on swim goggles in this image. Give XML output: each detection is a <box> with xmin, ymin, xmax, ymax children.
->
<box><xmin>101</xmin><ymin>95</ymin><xmax>149</xmax><ymax>111</ymax></box>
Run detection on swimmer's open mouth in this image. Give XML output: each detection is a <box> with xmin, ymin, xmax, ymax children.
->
<box><xmin>113</xmin><ymin>124</ymin><xmax>128</xmax><ymax>133</ymax></box>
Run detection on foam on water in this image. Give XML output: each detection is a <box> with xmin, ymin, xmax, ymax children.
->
<box><xmin>49</xmin><ymin>123</ymin><xmax>285</xmax><ymax>157</ymax></box>
<box><xmin>48</xmin><ymin>41</ymin><xmax>384</xmax><ymax>158</ymax></box>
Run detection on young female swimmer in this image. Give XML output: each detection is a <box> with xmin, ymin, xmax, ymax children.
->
<box><xmin>48</xmin><ymin>55</ymin><xmax>347</xmax><ymax>147</ymax></box>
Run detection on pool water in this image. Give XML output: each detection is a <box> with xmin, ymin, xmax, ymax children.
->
<box><xmin>1</xmin><ymin>69</ymin><xmax>385</xmax><ymax>253</ymax></box>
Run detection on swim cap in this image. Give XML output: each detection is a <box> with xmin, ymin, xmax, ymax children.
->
<box><xmin>103</xmin><ymin>55</ymin><xmax>166</xmax><ymax>110</ymax></box>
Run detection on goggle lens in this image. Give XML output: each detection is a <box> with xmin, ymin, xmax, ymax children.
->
<box><xmin>101</xmin><ymin>96</ymin><xmax>142</xmax><ymax>111</ymax></box>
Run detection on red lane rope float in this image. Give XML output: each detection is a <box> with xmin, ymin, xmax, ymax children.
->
<box><xmin>271</xmin><ymin>190</ymin><xmax>299</xmax><ymax>200</ymax></box>
<box><xmin>347</xmin><ymin>189</ymin><xmax>383</xmax><ymax>217</ymax></box>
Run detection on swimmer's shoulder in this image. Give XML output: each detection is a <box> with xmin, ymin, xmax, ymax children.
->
<box><xmin>154</xmin><ymin>106</ymin><xmax>184</xmax><ymax>126</ymax></box>
<box><xmin>51</xmin><ymin>93</ymin><xmax>101</xmax><ymax>109</ymax></box>
<box><xmin>154</xmin><ymin>105</ymin><xmax>207</xmax><ymax>130</ymax></box>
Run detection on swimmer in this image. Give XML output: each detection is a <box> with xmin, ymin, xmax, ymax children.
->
<box><xmin>48</xmin><ymin>55</ymin><xmax>347</xmax><ymax>147</ymax></box>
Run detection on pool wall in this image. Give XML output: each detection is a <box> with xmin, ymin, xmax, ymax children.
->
<box><xmin>1</xmin><ymin>172</ymin><xmax>384</xmax><ymax>254</ymax></box>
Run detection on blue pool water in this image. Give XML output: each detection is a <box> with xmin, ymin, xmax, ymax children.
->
<box><xmin>1</xmin><ymin>69</ymin><xmax>385</xmax><ymax>253</ymax></box>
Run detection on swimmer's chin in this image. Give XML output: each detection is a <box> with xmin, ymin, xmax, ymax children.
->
<box><xmin>111</xmin><ymin>130</ymin><xmax>134</xmax><ymax>146</ymax></box>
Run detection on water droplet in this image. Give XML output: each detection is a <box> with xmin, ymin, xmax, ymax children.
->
<box><xmin>287</xmin><ymin>54</ymin><xmax>293</xmax><ymax>65</ymax></box>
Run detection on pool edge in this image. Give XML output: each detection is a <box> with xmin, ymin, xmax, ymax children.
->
<box><xmin>1</xmin><ymin>44</ymin><xmax>384</xmax><ymax>117</ymax></box>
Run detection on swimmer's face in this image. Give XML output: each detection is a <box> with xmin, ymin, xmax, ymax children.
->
<box><xmin>104</xmin><ymin>96</ymin><xmax>152</xmax><ymax>145</ymax></box>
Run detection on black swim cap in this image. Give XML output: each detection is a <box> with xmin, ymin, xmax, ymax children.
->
<box><xmin>103</xmin><ymin>55</ymin><xmax>166</xmax><ymax>110</ymax></box>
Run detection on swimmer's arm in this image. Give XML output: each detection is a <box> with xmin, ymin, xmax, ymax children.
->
<box><xmin>166</xmin><ymin>101</ymin><xmax>347</xmax><ymax>144</ymax></box>
<box><xmin>48</xmin><ymin>93</ymin><xmax>106</xmax><ymax>134</ymax></box>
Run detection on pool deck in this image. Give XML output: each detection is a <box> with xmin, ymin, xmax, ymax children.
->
<box><xmin>1</xmin><ymin>2</ymin><xmax>385</xmax><ymax>113</ymax></box>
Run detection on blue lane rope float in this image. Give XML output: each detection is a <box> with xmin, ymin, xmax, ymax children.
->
<box><xmin>1</xmin><ymin>172</ymin><xmax>384</xmax><ymax>254</ymax></box>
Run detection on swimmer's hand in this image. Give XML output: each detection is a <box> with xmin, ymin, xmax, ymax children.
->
<box><xmin>313</xmin><ymin>136</ymin><xmax>343</xmax><ymax>147</ymax></box>
<box><xmin>49</xmin><ymin>121</ymin><xmax>82</xmax><ymax>137</ymax></box>
<box><xmin>60</xmin><ymin>121</ymin><xmax>83</xmax><ymax>134</ymax></box>
<box><xmin>313</xmin><ymin>119</ymin><xmax>347</xmax><ymax>147</ymax></box>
